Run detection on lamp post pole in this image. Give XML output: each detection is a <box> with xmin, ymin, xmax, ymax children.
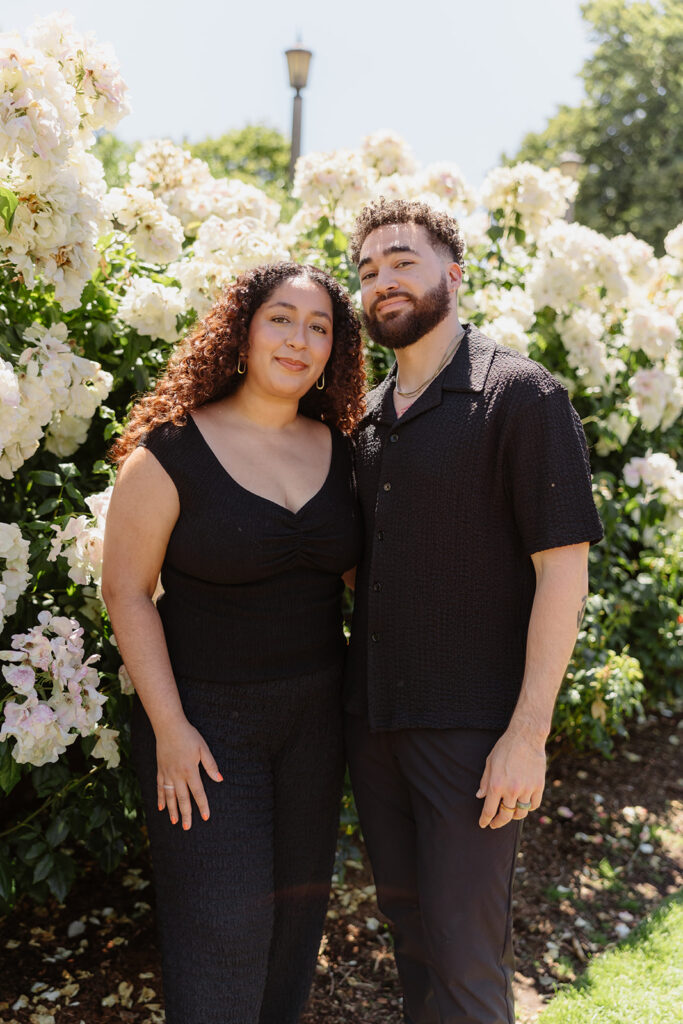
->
<box><xmin>290</xmin><ymin>87</ymin><xmax>303</xmax><ymax>180</ymax></box>
<box><xmin>558</xmin><ymin>150</ymin><xmax>584</xmax><ymax>223</ymax></box>
<box><xmin>285</xmin><ymin>44</ymin><xmax>312</xmax><ymax>181</ymax></box>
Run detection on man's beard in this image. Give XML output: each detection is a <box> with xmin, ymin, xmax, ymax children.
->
<box><xmin>362</xmin><ymin>273</ymin><xmax>451</xmax><ymax>350</ymax></box>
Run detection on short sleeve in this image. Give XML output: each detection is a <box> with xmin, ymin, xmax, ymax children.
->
<box><xmin>137</xmin><ymin>421</ymin><xmax>186</xmax><ymax>482</ymax></box>
<box><xmin>504</xmin><ymin>389</ymin><xmax>604</xmax><ymax>555</ymax></box>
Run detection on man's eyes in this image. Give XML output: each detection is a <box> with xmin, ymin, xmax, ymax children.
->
<box><xmin>361</xmin><ymin>261</ymin><xmax>414</xmax><ymax>282</ymax></box>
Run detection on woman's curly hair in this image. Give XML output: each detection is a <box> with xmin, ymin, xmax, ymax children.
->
<box><xmin>110</xmin><ymin>262</ymin><xmax>366</xmax><ymax>464</ymax></box>
<box><xmin>349</xmin><ymin>198</ymin><xmax>465</xmax><ymax>268</ymax></box>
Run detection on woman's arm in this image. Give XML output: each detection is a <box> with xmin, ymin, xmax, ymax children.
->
<box><xmin>102</xmin><ymin>447</ymin><xmax>223</xmax><ymax>830</ymax></box>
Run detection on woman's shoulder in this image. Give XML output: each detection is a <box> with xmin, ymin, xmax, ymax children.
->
<box><xmin>139</xmin><ymin>417</ymin><xmax>191</xmax><ymax>451</ymax></box>
<box><xmin>137</xmin><ymin>417</ymin><xmax>197</xmax><ymax>478</ymax></box>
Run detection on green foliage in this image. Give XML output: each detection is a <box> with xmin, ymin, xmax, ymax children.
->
<box><xmin>0</xmin><ymin>250</ymin><xmax>181</xmax><ymax>911</ymax></box>
<box><xmin>541</xmin><ymin>891</ymin><xmax>683</xmax><ymax>1024</ymax></box>
<box><xmin>510</xmin><ymin>0</ymin><xmax>683</xmax><ymax>252</ymax></box>
<box><xmin>0</xmin><ymin>186</ymin><xmax>18</xmax><ymax>233</ymax></box>
<box><xmin>189</xmin><ymin>124</ymin><xmax>290</xmax><ymax>199</ymax></box>
<box><xmin>92</xmin><ymin>132</ymin><xmax>137</xmax><ymax>188</ymax></box>
<box><xmin>553</xmin><ymin>648</ymin><xmax>645</xmax><ymax>755</ymax></box>
<box><xmin>94</xmin><ymin>123</ymin><xmax>291</xmax><ymax>200</ymax></box>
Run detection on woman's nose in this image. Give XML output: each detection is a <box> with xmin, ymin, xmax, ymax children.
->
<box><xmin>285</xmin><ymin>321</ymin><xmax>307</xmax><ymax>348</ymax></box>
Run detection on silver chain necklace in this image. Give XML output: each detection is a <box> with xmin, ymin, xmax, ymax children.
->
<box><xmin>395</xmin><ymin>328</ymin><xmax>466</xmax><ymax>399</ymax></box>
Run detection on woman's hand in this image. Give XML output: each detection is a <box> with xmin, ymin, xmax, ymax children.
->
<box><xmin>155</xmin><ymin>717</ymin><xmax>224</xmax><ymax>830</ymax></box>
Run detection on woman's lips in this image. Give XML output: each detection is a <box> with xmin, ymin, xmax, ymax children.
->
<box><xmin>276</xmin><ymin>357</ymin><xmax>308</xmax><ymax>371</ymax></box>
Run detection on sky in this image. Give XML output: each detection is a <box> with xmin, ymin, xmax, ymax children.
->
<box><xmin>13</xmin><ymin>0</ymin><xmax>593</xmax><ymax>187</ymax></box>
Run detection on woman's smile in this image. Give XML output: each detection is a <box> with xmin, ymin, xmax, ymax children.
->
<box><xmin>275</xmin><ymin>356</ymin><xmax>309</xmax><ymax>371</ymax></box>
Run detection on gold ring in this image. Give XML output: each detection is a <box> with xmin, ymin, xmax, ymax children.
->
<box><xmin>500</xmin><ymin>802</ymin><xmax>516</xmax><ymax>812</ymax></box>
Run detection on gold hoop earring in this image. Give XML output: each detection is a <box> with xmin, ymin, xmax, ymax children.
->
<box><xmin>237</xmin><ymin>357</ymin><xmax>246</xmax><ymax>375</ymax></box>
<box><xmin>316</xmin><ymin>371</ymin><xmax>325</xmax><ymax>390</ymax></box>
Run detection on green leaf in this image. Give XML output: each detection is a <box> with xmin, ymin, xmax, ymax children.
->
<box><xmin>32</xmin><ymin>850</ymin><xmax>55</xmax><ymax>883</ymax></box>
<box><xmin>0</xmin><ymin>854</ymin><xmax>13</xmax><ymax>903</ymax></box>
<box><xmin>0</xmin><ymin>186</ymin><xmax>19</xmax><ymax>233</ymax></box>
<box><xmin>57</xmin><ymin>463</ymin><xmax>79</xmax><ymax>479</ymax></box>
<box><xmin>0</xmin><ymin>741</ymin><xmax>21</xmax><ymax>795</ymax></box>
<box><xmin>45</xmin><ymin>816</ymin><xmax>70</xmax><ymax>848</ymax></box>
<box><xmin>65</xmin><ymin>482</ymin><xmax>84</xmax><ymax>504</ymax></box>
<box><xmin>36</xmin><ymin>497</ymin><xmax>60</xmax><ymax>516</ymax></box>
<box><xmin>23</xmin><ymin>840</ymin><xmax>47</xmax><ymax>863</ymax></box>
<box><xmin>31</xmin><ymin>761</ymin><xmax>70</xmax><ymax>797</ymax></box>
<box><xmin>30</xmin><ymin>470</ymin><xmax>62</xmax><ymax>487</ymax></box>
<box><xmin>333</xmin><ymin>228</ymin><xmax>348</xmax><ymax>251</ymax></box>
<box><xmin>46</xmin><ymin>852</ymin><xmax>76</xmax><ymax>903</ymax></box>
<box><xmin>88</xmin><ymin>804</ymin><xmax>109</xmax><ymax>830</ymax></box>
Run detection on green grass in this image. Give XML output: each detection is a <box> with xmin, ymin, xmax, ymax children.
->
<box><xmin>540</xmin><ymin>890</ymin><xmax>683</xmax><ymax>1024</ymax></box>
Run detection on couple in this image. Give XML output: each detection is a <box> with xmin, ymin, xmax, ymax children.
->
<box><xmin>102</xmin><ymin>199</ymin><xmax>603</xmax><ymax>1024</ymax></box>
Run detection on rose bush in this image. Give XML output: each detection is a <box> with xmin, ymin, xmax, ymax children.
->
<box><xmin>0</xmin><ymin>14</ymin><xmax>681</xmax><ymax>906</ymax></box>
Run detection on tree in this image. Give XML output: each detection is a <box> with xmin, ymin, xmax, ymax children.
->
<box><xmin>92</xmin><ymin>133</ymin><xmax>137</xmax><ymax>188</ymax></box>
<box><xmin>93</xmin><ymin>125</ymin><xmax>291</xmax><ymax>199</ymax></box>
<box><xmin>510</xmin><ymin>0</ymin><xmax>683</xmax><ymax>252</ymax></box>
<box><xmin>189</xmin><ymin>124</ymin><xmax>290</xmax><ymax>198</ymax></box>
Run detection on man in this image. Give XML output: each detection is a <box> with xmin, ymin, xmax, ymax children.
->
<box><xmin>344</xmin><ymin>199</ymin><xmax>603</xmax><ymax>1024</ymax></box>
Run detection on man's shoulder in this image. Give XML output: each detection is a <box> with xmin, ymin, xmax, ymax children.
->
<box><xmin>480</xmin><ymin>334</ymin><xmax>566</xmax><ymax>406</ymax></box>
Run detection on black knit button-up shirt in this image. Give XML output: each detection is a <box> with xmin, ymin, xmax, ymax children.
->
<box><xmin>345</xmin><ymin>325</ymin><xmax>604</xmax><ymax>732</ymax></box>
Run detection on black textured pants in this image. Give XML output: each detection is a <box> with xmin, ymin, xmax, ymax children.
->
<box><xmin>131</xmin><ymin>667</ymin><xmax>345</xmax><ymax>1024</ymax></box>
<box><xmin>346</xmin><ymin>714</ymin><xmax>522</xmax><ymax>1024</ymax></box>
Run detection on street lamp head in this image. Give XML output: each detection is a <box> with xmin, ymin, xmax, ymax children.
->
<box><xmin>558</xmin><ymin>150</ymin><xmax>584</xmax><ymax>180</ymax></box>
<box><xmin>285</xmin><ymin>45</ymin><xmax>312</xmax><ymax>92</ymax></box>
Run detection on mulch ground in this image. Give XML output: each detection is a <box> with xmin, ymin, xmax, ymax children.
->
<box><xmin>1</xmin><ymin>707</ymin><xmax>681</xmax><ymax>1024</ymax></box>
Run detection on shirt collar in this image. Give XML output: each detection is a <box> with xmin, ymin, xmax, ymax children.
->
<box><xmin>364</xmin><ymin>325</ymin><xmax>497</xmax><ymax>427</ymax></box>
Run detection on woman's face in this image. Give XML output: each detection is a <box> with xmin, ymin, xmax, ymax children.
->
<box><xmin>243</xmin><ymin>277</ymin><xmax>334</xmax><ymax>401</ymax></box>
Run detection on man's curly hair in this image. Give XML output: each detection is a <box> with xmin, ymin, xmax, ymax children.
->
<box><xmin>110</xmin><ymin>262</ymin><xmax>366</xmax><ymax>464</ymax></box>
<box><xmin>349</xmin><ymin>198</ymin><xmax>465</xmax><ymax>268</ymax></box>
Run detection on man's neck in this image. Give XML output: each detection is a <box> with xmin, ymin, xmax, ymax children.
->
<box><xmin>393</xmin><ymin>311</ymin><xmax>464</xmax><ymax>394</ymax></box>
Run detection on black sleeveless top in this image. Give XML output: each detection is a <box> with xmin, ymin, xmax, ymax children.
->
<box><xmin>139</xmin><ymin>416</ymin><xmax>361</xmax><ymax>683</ymax></box>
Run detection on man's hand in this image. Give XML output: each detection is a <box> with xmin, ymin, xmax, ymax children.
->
<box><xmin>476</xmin><ymin>727</ymin><xmax>546</xmax><ymax>829</ymax></box>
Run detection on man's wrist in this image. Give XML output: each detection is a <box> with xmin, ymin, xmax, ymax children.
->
<box><xmin>507</xmin><ymin>708</ymin><xmax>551</xmax><ymax>747</ymax></box>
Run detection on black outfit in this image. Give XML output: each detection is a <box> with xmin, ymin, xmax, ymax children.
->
<box><xmin>345</xmin><ymin>327</ymin><xmax>603</xmax><ymax>1023</ymax></box>
<box><xmin>130</xmin><ymin>416</ymin><xmax>360</xmax><ymax>1024</ymax></box>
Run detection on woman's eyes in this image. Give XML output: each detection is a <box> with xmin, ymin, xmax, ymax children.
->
<box><xmin>270</xmin><ymin>316</ymin><xmax>327</xmax><ymax>333</ymax></box>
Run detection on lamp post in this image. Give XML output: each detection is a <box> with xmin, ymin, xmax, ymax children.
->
<box><xmin>558</xmin><ymin>150</ymin><xmax>584</xmax><ymax>223</ymax></box>
<box><xmin>285</xmin><ymin>43</ymin><xmax>312</xmax><ymax>181</ymax></box>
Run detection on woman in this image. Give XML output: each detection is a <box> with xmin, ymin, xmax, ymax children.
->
<box><xmin>102</xmin><ymin>262</ymin><xmax>365</xmax><ymax>1024</ymax></box>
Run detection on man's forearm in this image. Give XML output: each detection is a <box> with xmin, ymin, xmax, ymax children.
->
<box><xmin>508</xmin><ymin>544</ymin><xmax>589</xmax><ymax>741</ymax></box>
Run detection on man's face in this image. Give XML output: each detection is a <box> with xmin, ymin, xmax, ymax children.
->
<box><xmin>357</xmin><ymin>223</ymin><xmax>460</xmax><ymax>349</ymax></box>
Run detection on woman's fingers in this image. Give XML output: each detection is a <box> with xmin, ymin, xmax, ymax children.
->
<box><xmin>174</xmin><ymin>779</ymin><xmax>193</xmax><ymax>831</ymax></box>
<box><xmin>188</xmin><ymin>772</ymin><xmax>211</xmax><ymax>823</ymax></box>
<box><xmin>156</xmin><ymin>732</ymin><xmax>223</xmax><ymax>830</ymax></box>
<box><xmin>160</xmin><ymin>782</ymin><xmax>179</xmax><ymax>825</ymax></box>
<box><xmin>200</xmin><ymin>743</ymin><xmax>224</xmax><ymax>785</ymax></box>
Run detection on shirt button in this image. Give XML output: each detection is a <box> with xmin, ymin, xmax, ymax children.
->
<box><xmin>383</xmin><ymin>482</ymin><xmax>392</xmax><ymax>491</ymax></box>
<box><xmin>389</xmin><ymin>433</ymin><xmax>399</xmax><ymax>443</ymax></box>
<box><xmin>373</xmin><ymin>582</ymin><xmax>382</xmax><ymax>592</ymax></box>
<box><xmin>371</xmin><ymin>632</ymin><xmax>380</xmax><ymax>643</ymax></box>
<box><xmin>377</xmin><ymin>530</ymin><xmax>384</xmax><ymax>541</ymax></box>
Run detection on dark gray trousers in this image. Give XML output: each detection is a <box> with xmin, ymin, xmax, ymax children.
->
<box><xmin>132</xmin><ymin>668</ymin><xmax>345</xmax><ymax>1024</ymax></box>
<box><xmin>346</xmin><ymin>714</ymin><xmax>522</xmax><ymax>1024</ymax></box>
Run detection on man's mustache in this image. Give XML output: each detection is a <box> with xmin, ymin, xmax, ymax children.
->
<box><xmin>369</xmin><ymin>292</ymin><xmax>414</xmax><ymax>318</ymax></box>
